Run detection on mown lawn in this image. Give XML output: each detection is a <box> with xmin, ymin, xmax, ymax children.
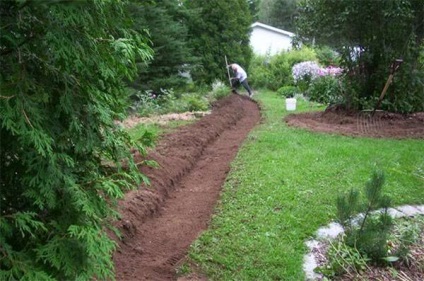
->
<box><xmin>184</xmin><ymin>90</ymin><xmax>424</xmax><ymax>280</ymax></box>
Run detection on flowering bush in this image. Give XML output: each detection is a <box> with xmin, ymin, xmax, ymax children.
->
<box><xmin>292</xmin><ymin>61</ymin><xmax>343</xmax><ymax>83</ymax></box>
<box><xmin>318</xmin><ymin>66</ymin><xmax>343</xmax><ymax>77</ymax></box>
<box><xmin>292</xmin><ymin>61</ymin><xmax>321</xmax><ymax>84</ymax></box>
<box><xmin>292</xmin><ymin>61</ymin><xmax>343</xmax><ymax>94</ymax></box>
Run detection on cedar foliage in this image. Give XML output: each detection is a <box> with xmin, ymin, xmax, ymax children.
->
<box><xmin>0</xmin><ymin>0</ymin><xmax>152</xmax><ymax>279</ymax></box>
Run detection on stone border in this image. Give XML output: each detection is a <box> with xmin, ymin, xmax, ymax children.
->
<box><xmin>303</xmin><ymin>205</ymin><xmax>424</xmax><ymax>280</ymax></box>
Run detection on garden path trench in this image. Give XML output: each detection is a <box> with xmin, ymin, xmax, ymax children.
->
<box><xmin>113</xmin><ymin>93</ymin><xmax>261</xmax><ymax>280</ymax></box>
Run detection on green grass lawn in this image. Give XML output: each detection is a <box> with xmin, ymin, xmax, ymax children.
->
<box><xmin>184</xmin><ymin>90</ymin><xmax>424</xmax><ymax>280</ymax></box>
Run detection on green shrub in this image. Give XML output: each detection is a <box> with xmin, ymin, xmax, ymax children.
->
<box><xmin>315</xmin><ymin>45</ymin><xmax>340</xmax><ymax>66</ymax></box>
<box><xmin>129</xmin><ymin>90</ymin><xmax>160</xmax><ymax>116</ymax></box>
<box><xmin>249</xmin><ymin>55</ymin><xmax>274</xmax><ymax>89</ymax></box>
<box><xmin>267</xmin><ymin>54</ymin><xmax>293</xmax><ymax>90</ymax></box>
<box><xmin>384</xmin><ymin>61</ymin><xmax>424</xmax><ymax>113</ymax></box>
<box><xmin>181</xmin><ymin>94</ymin><xmax>209</xmax><ymax>112</ymax></box>
<box><xmin>306</xmin><ymin>75</ymin><xmax>342</xmax><ymax>105</ymax></box>
<box><xmin>277</xmin><ymin>85</ymin><xmax>299</xmax><ymax>98</ymax></box>
<box><xmin>210</xmin><ymin>80</ymin><xmax>231</xmax><ymax>100</ymax></box>
<box><xmin>285</xmin><ymin>46</ymin><xmax>317</xmax><ymax>67</ymax></box>
<box><xmin>249</xmin><ymin>47</ymin><xmax>318</xmax><ymax>91</ymax></box>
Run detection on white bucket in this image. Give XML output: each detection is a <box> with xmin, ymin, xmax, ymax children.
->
<box><xmin>285</xmin><ymin>98</ymin><xmax>297</xmax><ymax>111</ymax></box>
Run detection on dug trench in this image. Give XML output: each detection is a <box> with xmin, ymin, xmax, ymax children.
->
<box><xmin>113</xmin><ymin>93</ymin><xmax>261</xmax><ymax>280</ymax></box>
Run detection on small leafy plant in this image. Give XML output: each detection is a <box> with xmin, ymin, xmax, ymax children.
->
<box><xmin>317</xmin><ymin>237</ymin><xmax>370</xmax><ymax>278</ymax></box>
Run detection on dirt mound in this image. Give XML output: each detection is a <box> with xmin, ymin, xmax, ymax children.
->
<box><xmin>285</xmin><ymin>109</ymin><xmax>424</xmax><ymax>139</ymax></box>
<box><xmin>113</xmin><ymin>94</ymin><xmax>260</xmax><ymax>280</ymax></box>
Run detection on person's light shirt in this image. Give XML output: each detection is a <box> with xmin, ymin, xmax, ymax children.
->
<box><xmin>232</xmin><ymin>64</ymin><xmax>247</xmax><ymax>82</ymax></box>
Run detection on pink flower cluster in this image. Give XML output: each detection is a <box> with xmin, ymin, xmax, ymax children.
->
<box><xmin>292</xmin><ymin>61</ymin><xmax>343</xmax><ymax>84</ymax></box>
<box><xmin>317</xmin><ymin>66</ymin><xmax>343</xmax><ymax>77</ymax></box>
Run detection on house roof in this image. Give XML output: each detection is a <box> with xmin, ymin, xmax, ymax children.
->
<box><xmin>251</xmin><ymin>22</ymin><xmax>295</xmax><ymax>37</ymax></box>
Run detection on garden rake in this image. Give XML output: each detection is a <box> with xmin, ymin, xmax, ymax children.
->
<box><xmin>356</xmin><ymin>59</ymin><xmax>403</xmax><ymax>135</ymax></box>
<box><xmin>372</xmin><ymin>59</ymin><xmax>403</xmax><ymax>115</ymax></box>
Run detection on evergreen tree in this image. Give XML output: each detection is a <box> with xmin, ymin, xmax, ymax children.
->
<box><xmin>0</xmin><ymin>1</ymin><xmax>152</xmax><ymax>279</ymax></box>
<box><xmin>247</xmin><ymin>0</ymin><xmax>260</xmax><ymax>21</ymax></box>
<box><xmin>184</xmin><ymin>0</ymin><xmax>253</xmax><ymax>85</ymax></box>
<box><xmin>269</xmin><ymin>0</ymin><xmax>299</xmax><ymax>32</ymax></box>
<box><xmin>129</xmin><ymin>0</ymin><xmax>197</xmax><ymax>93</ymax></box>
<box><xmin>258</xmin><ymin>0</ymin><xmax>299</xmax><ymax>32</ymax></box>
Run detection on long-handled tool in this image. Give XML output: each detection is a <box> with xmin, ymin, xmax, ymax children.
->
<box><xmin>224</xmin><ymin>55</ymin><xmax>232</xmax><ymax>88</ymax></box>
<box><xmin>372</xmin><ymin>59</ymin><xmax>403</xmax><ymax>115</ymax></box>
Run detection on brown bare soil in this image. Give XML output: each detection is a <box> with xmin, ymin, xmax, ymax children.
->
<box><xmin>285</xmin><ymin>107</ymin><xmax>424</xmax><ymax>139</ymax></box>
<box><xmin>113</xmin><ymin>94</ymin><xmax>260</xmax><ymax>280</ymax></box>
<box><xmin>113</xmin><ymin>94</ymin><xmax>424</xmax><ymax>281</ymax></box>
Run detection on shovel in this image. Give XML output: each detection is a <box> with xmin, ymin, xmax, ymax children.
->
<box><xmin>225</xmin><ymin>55</ymin><xmax>232</xmax><ymax>88</ymax></box>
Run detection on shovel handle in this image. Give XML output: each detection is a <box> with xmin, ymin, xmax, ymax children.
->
<box><xmin>225</xmin><ymin>55</ymin><xmax>232</xmax><ymax>87</ymax></box>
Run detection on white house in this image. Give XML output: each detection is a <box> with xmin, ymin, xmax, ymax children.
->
<box><xmin>250</xmin><ymin>22</ymin><xmax>295</xmax><ymax>56</ymax></box>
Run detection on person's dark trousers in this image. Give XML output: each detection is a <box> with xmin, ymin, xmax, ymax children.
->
<box><xmin>231</xmin><ymin>78</ymin><xmax>239</xmax><ymax>93</ymax></box>
<box><xmin>240</xmin><ymin>79</ymin><xmax>253</xmax><ymax>97</ymax></box>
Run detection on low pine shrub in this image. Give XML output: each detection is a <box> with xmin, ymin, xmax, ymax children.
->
<box><xmin>319</xmin><ymin>171</ymin><xmax>396</xmax><ymax>278</ymax></box>
<box><xmin>337</xmin><ymin>170</ymin><xmax>393</xmax><ymax>264</ymax></box>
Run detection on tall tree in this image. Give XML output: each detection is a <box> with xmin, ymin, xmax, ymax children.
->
<box><xmin>247</xmin><ymin>0</ymin><xmax>260</xmax><ymax>21</ymax></box>
<box><xmin>184</xmin><ymin>0</ymin><xmax>253</xmax><ymax>85</ymax></box>
<box><xmin>0</xmin><ymin>0</ymin><xmax>152</xmax><ymax>279</ymax></box>
<box><xmin>258</xmin><ymin>0</ymin><xmax>299</xmax><ymax>31</ymax></box>
<box><xmin>269</xmin><ymin>0</ymin><xmax>299</xmax><ymax>31</ymax></box>
<box><xmin>296</xmin><ymin>0</ymin><xmax>424</xmax><ymax>112</ymax></box>
<box><xmin>129</xmin><ymin>0</ymin><xmax>197</xmax><ymax>93</ymax></box>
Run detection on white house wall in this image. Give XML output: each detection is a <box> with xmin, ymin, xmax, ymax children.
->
<box><xmin>250</xmin><ymin>26</ymin><xmax>293</xmax><ymax>56</ymax></box>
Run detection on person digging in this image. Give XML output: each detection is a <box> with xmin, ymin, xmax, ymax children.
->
<box><xmin>228</xmin><ymin>63</ymin><xmax>254</xmax><ymax>97</ymax></box>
